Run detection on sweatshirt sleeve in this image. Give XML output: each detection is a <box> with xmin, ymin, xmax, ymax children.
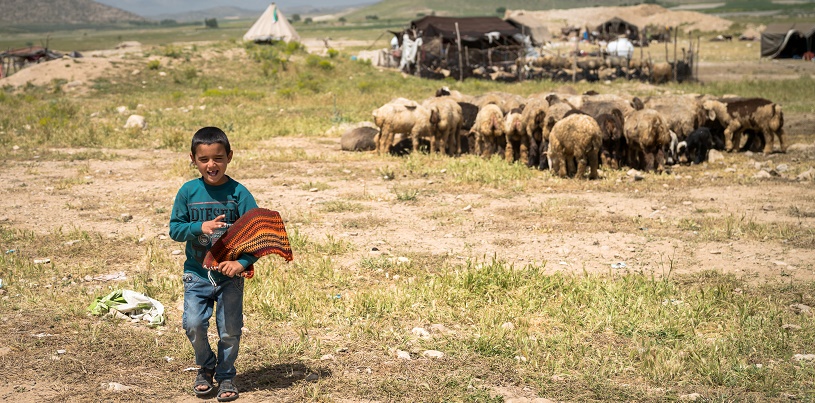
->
<box><xmin>169</xmin><ymin>186</ymin><xmax>203</xmax><ymax>242</ymax></box>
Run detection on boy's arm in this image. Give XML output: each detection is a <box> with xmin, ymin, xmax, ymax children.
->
<box><xmin>169</xmin><ymin>189</ymin><xmax>203</xmax><ymax>242</ymax></box>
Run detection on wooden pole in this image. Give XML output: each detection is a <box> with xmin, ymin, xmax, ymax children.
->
<box><xmin>673</xmin><ymin>27</ymin><xmax>678</xmax><ymax>82</ymax></box>
<box><xmin>696</xmin><ymin>35</ymin><xmax>701</xmax><ymax>82</ymax></box>
<box><xmin>572</xmin><ymin>35</ymin><xmax>578</xmax><ymax>82</ymax></box>
<box><xmin>455</xmin><ymin>22</ymin><xmax>463</xmax><ymax>81</ymax></box>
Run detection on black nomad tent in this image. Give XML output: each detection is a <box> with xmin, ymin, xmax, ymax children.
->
<box><xmin>596</xmin><ymin>17</ymin><xmax>639</xmax><ymax>41</ymax></box>
<box><xmin>397</xmin><ymin>16</ymin><xmax>525</xmax><ymax>80</ymax></box>
<box><xmin>761</xmin><ymin>23</ymin><xmax>815</xmax><ymax>58</ymax></box>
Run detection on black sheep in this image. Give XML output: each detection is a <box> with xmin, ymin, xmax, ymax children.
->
<box><xmin>678</xmin><ymin>127</ymin><xmax>713</xmax><ymax>164</ymax></box>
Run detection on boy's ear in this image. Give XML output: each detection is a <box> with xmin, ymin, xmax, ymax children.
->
<box><xmin>227</xmin><ymin>150</ymin><xmax>233</xmax><ymax>163</ymax></box>
<box><xmin>189</xmin><ymin>153</ymin><xmax>195</xmax><ymax>163</ymax></box>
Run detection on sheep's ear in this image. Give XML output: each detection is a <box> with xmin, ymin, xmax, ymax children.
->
<box><xmin>707</xmin><ymin>109</ymin><xmax>716</xmax><ymax>121</ymax></box>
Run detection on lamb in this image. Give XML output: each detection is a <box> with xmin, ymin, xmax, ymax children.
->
<box><xmin>372</xmin><ymin>98</ymin><xmax>432</xmax><ymax>155</ymax></box>
<box><xmin>470</xmin><ymin>104</ymin><xmax>504</xmax><ymax>159</ymax></box>
<box><xmin>539</xmin><ymin>100</ymin><xmax>583</xmax><ymax>170</ymax></box>
<box><xmin>644</xmin><ymin>94</ymin><xmax>707</xmax><ymax>141</ymax></box>
<box><xmin>624</xmin><ymin>108</ymin><xmax>671</xmax><ymax>172</ymax></box>
<box><xmin>548</xmin><ymin>114</ymin><xmax>603</xmax><ymax>179</ymax></box>
<box><xmin>503</xmin><ymin>108</ymin><xmax>528</xmax><ymax>164</ymax></box>
<box><xmin>594</xmin><ymin>110</ymin><xmax>626</xmax><ymax>169</ymax></box>
<box><xmin>423</xmin><ymin>97</ymin><xmax>464</xmax><ymax>155</ymax></box>
<box><xmin>474</xmin><ymin>91</ymin><xmax>526</xmax><ymax>114</ymax></box>
<box><xmin>702</xmin><ymin>97</ymin><xmax>786</xmax><ymax>154</ymax></box>
<box><xmin>677</xmin><ymin>127</ymin><xmax>714</xmax><ymax>164</ymax></box>
<box><xmin>519</xmin><ymin>97</ymin><xmax>549</xmax><ymax>168</ymax></box>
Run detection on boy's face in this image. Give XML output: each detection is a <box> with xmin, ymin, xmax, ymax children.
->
<box><xmin>191</xmin><ymin>143</ymin><xmax>233</xmax><ymax>186</ymax></box>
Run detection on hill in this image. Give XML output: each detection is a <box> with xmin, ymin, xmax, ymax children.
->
<box><xmin>0</xmin><ymin>0</ymin><xmax>147</xmax><ymax>25</ymax></box>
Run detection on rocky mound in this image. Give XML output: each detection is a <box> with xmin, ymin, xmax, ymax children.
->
<box><xmin>507</xmin><ymin>4</ymin><xmax>732</xmax><ymax>36</ymax></box>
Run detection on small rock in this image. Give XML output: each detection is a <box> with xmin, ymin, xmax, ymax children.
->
<box><xmin>422</xmin><ymin>350</ymin><xmax>444</xmax><ymax>359</ymax></box>
<box><xmin>396</xmin><ymin>350</ymin><xmax>411</xmax><ymax>360</ymax></box>
<box><xmin>500</xmin><ymin>322</ymin><xmax>515</xmax><ymax>330</ymax></box>
<box><xmin>320</xmin><ymin>354</ymin><xmax>334</xmax><ymax>361</ymax></box>
<box><xmin>796</xmin><ymin>168</ymin><xmax>815</xmax><ymax>181</ymax></box>
<box><xmin>33</xmin><ymin>258</ymin><xmax>51</xmax><ymax>264</ymax></box>
<box><xmin>753</xmin><ymin>170</ymin><xmax>772</xmax><ymax>179</ymax></box>
<box><xmin>309</xmin><ymin>188</ymin><xmax>319</xmax><ymax>192</ymax></box>
<box><xmin>776</xmin><ymin>163</ymin><xmax>788</xmax><ymax>172</ymax></box>
<box><xmin>116</xmin><ymin>106</ymin><xmax>128</xmax><ymax>114</ymax></box>
<box><xmin>792</xmin><ymin>354</ymin><xmax>815</xmax><ymax>362</ymax></box>
<box><xmin>120</xmin><ymin>213</ymin><xmax>133</xmax><ymax>222</ymax></box>
<box><xmin>782</xmin><ymin>324</ymin><xmax>802</xmax><ymax>331</ymax></box>
<box><xmin>680</xmin><ymin>393</ymin><xmax>702</xmax><ymax>401</ymax></box>
<box><xmin>56</xmin><ymin>349</ymin><xmax>66</xmax><ymax>354</ymax></box>
<box><xmin>305</xmin><ymin>373</ymin><xmax>319</xmax><ymax>381</ymax></box>
<box><xmin>724</xmin><ymin>167</ymin><xmax>736</xmax><ymax>173</ymax></box>
<box><xmin>551</xmin><ymin>374</ymin><xmax>565</xmax><ymax>382</ymax></box>
<box><xmin>171</xmin><ymin>250</ymin><xmax>182</xmax><ymax>255</ymax></box>
<box><xmin>762</xmin><ymin>205</ymin><xmax>774</xmax><ymax>212</ymax></box>
<box><xmin>412</xmin><ymin>327</ymin><xmax>430</xmax><ymax>338</ymax></box>
<box><xmin>462</xmin><ymin>205</ymin><xmax>472</xmax><ymax>211</ymax></box>
<box><xmin>396</xmin><ymin>256</ymin><xmax>410</xmax><ymax>265</ymax></box>
<box><xmin>430</xmin><ymin>323</ymin><xmax>448</xmax><ymax>333</ymax></box>
<box><xmin>708</xmin><ymin>149</ymin><xmax>724</xmax><ymax>163</ymax></box>
<box><xmin>790</xmin><ymin>304</ymin><xmax>812</xmax><ymax>316</ymax></box>
<box><xmin>101</xmin><ymin>382</ymin><xmax>132</xmax><ymax>391</ymax></box>
<box><xmin>682</xmin><ymin>201</ymin><xmax>692</xmax><ymax>206</ymax></box>
<box><xmin>124</xmin><ymin>115</ymin><xmax>146</xmax><ymax>129</ymax></box>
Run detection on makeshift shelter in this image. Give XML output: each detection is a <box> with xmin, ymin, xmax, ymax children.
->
<box><xmin>761</xmin><ymin>23</ymin><xmax>815</xmax><ymax>59</ymax></box>
<box><xmin>596</xmin><ymin>17</ymin><xmax>639</xmax><ymax>41</ymax></box>
<box><xmin>505</xmin><ymin>13</ymin><xmax>552</xmax><ymax>45</ymax></box>
<box><xmin>0</xmin><ymin>46</ymin><xmax>63</xmax><ymax>78</ymax></box>
<box><xmin>396</xmin><ymin>16</ymin><xmax>524</xmax><ymax>80</ymax></box>
<box><xmin>243</xmin><ymin>3</ymin><xmax>300</xmax><ymax>43</ymax></box>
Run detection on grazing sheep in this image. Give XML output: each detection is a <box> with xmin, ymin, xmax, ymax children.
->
<box><xmin>644</xmin><ymin>95</ymin><xmax>707</xmax><ymax>141</ymax></box>
<box><xmin>372</xmin><ymin>98</ymin><xmax>432</xmax><ymax>155</ymax></box>
<box><xmin>474</xmin><ymin>91</ymin><xmax>526</xmax><ymax>114</ymax></box>
<box><xmin>595</xmin><ymin>110</ymin><xmax>626</xmax><ymax>169</ymax></box>
<box><xmin>678</xmin><ymin>127</ymin><xmax>714</xmax><ymax>164</ymax></box>
<box><xmin>665</xmin><ymin>130</ymin><xmax>679</xmax><ymax>165</ymax></box>
<box><xmin>423</xmin><ymin>97</ymin><xmax>464</xmax><ymax>155</ymax></box>
<box><xmin>548</xmin><ymin>114</ymin><xmax>603</xmax><ymax>179</ymax></box>
<box><xmin>503</xmin><ymin>108</ymin><xmax>528</xmax><ymax>164</ymax></box>
<box><xmin>702</xmin><ymin>97</ymin><xmax>786</xmax><ymax>154</ymax></box>
<box><xmin>471</xmin><ymin>104</ymin><xmax>504</xmax><ymax>158</ymax></box>
<box><xmin>340</xmin><ymin>125</ymin><xmax>379</xmax><ymax>152</ymax></box>
<box><xmin>624</xmin><ymin>108</ymin><xmax>671</xmax><ymax>172</ymax></box>
<box><xmin>540</xmin><ymin>101</ymin><xmax>583</xmax><ymax>170</ymax></box>
<box><xmin>520</xmin><ymin>97</ymin><xmax>550</xmax><ymax>168</ymax></box>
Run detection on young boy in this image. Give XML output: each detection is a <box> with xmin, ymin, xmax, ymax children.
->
<box><xmin>169</xmin><ymin>126</ymin><xmax>258</xmax><ymax>402</ymax></box>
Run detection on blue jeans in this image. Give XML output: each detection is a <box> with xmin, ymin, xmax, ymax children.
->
<box><xmin>183</xmin><ymin>272</ymin><xmax>244</xmax><ymax>382</ymax></box>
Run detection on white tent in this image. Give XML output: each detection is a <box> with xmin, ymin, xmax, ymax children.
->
<box><xmin>243</xmin><ymin>3</ymin><xmax>300</xmax><ymax>43</ymax></box>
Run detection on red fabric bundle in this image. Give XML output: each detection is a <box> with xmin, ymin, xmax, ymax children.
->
<box><xmin>203</xmin><ymin>208</ymin><xmax>293</xmax><ymax>278</ymax></box>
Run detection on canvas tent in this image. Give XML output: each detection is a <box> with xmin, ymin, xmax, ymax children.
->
<box><xmin>243</xmin><ymin>3</ymin><xmax>300</xmax><ymax>43</ymax></box>
<box><xmin>408</xmin><ymin>16</ymin><xmax>523</xmax><ymax>49</ymax></box>
<box><xmin>761</xmin><ymin>23</ymin><xmax>815</xmax><ymax>59</ymax></box>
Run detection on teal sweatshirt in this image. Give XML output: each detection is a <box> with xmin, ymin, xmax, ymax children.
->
<box><xmin>169</xmin><ymin>176</ymin><xmax>259</xmax><ymax>282</ymax></box>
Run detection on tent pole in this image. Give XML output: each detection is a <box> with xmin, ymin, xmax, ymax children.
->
<box><xmin>455</xmin><ymin>23</ymin><xmax>463</xmax><ymax>81</ymax></box>
<box><xmin>673</xmin><ymin>27</ymin><xmax>678</xmax><ymax>82</ymax></box>
<box><xmin>572</xmin><ymin>34</ymin><xmax>578</xmax><ymax>83</ymax></box>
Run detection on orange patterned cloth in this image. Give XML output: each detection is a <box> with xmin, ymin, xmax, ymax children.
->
<box><xmin>203</xmin><ymin>208</ymin><xmax>293</xmax><ymax>278</ymax></box>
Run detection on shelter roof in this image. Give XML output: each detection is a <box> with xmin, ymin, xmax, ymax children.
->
<box><xmin>410</xmin><ymin>16</ymin><xmax>522</xmax><ymax>42</ymax></box>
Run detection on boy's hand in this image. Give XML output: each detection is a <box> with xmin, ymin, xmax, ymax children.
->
<box><xmin>217</xmin><ymin>261</ymin><xmax>246</xmax><ymax>277</ymax></box>
<box><xmin>201</xmin><ymin>215</ymin><xmax>227</xmax><ymax>235</ymax></box>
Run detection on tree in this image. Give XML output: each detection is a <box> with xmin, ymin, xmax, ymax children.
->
<box><xmin>291</xmin><ymin>14</ymin><xmax>301</xmax><ymax>23</ymax></box>
<box><xmin>338</xmin><ymin>17</ymin><xmax>346</xmax><ymax>24</ymax></box>
<box><xmin>496</xmin><ymin>7</ymin><xmax>506</xmax><ymax>15</ymax></box>
<box><xmin>204</xmin><ymin>18</ymin><xmax>218</xmax><ymax>28</ymax></box>
<box><xmin>304</xmin><ymin>17</ymin><xmax>313</xmax><ymax>24</ymax></box>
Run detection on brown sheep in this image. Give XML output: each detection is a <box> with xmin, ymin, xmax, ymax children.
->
<box><xmin>474</xmin><ymin>91</ymin><xmax>526</xmax><ymax>114</ymax></box>
<box><xmin>548</xmin><ymin>114</ymin><xmax>602</xmax><ymax>179</ymax></box>
<box><xmin>624</xmin><ymin>109</ymin><xmax>671</xmax><ymax>172</ymax></box>
<box><xmin>520</xmin><ymin>97</ymin><xmax>550</xmax><ymax>168</ymax></box>
<box><xmin>702</xmin><ymin>98</ymin><xmax>786</xmax><ymax>154</ymax></box>
<box><xmin>423</xmin><ymin>97</ymin><xmax>464</xmax><ymax>156</ymax></box>
<box><xmin>644</xmin><ymin>95</ymin><xmax>707</xmax><ymax>141</ymax></box>
<box><xmin>372</xmin><ymin>98</ymin><xmax>432</xmax><ymax>155</ymax></box>
<box><xmin>503</xmin><ymin>108</ymin><xmax>527</xmax><ymax>164</ymax></box>
<box><xmin>470</xmin><ymin>104</ymin><xmax>504</xmax><ymax>159</ymax></box>
<box><xmin>595</xmin><ymin>110</ymin><xmax>626</xmax><ymax>169</ymax></box>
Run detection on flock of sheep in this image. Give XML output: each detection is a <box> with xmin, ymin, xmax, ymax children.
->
<box><xmin>354</xmin><ymin>87</ymin><xmax>786</xmax><ymax>178</ymax></box>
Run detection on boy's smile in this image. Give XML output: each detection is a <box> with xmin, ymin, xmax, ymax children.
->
<box><xmin>191</xmin><ymin>143</ymin><xmax>233</xmax><ymax>186</ymax></box>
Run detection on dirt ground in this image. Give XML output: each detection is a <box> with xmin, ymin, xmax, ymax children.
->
<box><xmin>2</xmin><ymin>39</ymin><xmax>815</xmax><ymax>402</ymax></box>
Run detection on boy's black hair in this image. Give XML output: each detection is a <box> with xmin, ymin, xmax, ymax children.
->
<box><xmin>191</xmin><ymin>127</ymin><xmax>231</xmax><ymax>156</ymax></box>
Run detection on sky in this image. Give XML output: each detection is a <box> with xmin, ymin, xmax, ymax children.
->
<box><xmin>94</xmin><ymin>0</ymin><xmax>376</xmax><ymax>16</ymax></box>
